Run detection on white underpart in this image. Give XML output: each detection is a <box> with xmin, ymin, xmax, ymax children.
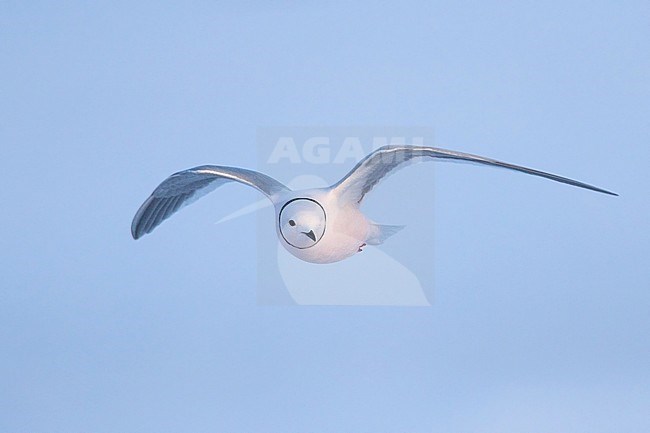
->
<box><xmin>275</xmin><ymin>188</ymin><xmax>373</xmax><ymax>264</ymax></box>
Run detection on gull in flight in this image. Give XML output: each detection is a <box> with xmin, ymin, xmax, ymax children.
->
<box><xmin>131</xmin><ymin>145</ymin><xmax>616</xmax><ymax>263</ymax></box>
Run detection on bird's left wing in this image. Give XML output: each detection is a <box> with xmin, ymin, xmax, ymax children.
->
<box><xmin>131</xmin><ymin>165</ymin><xmax>289</xmax><ymax>239</ymax></box>
<box><xmin>331</xmin><ymin>145</ymin><xmax>617</xmax><ymax>204</ymax></box>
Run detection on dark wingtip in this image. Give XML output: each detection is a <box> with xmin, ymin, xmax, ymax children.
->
<box><xmin>131</xmin><ymin>195</ymin><xmax>157</xmax><ymax>240</ymax></box>
<box><xmin>596</xmin><ymin>188</ymin><xmax>618</xmax><ymax>197</ymax></box>
<box><xmin>131</xmin><ymin>218</ymin><xmax>143</xmax><ymax>239</ymax></box>
<box><xmin>573</xmin><ymin>181</ymin><xmax>618</xmax><ymax>197</ymax></box>
<box><xmin>131</xmin><ymin>209</ymin><xmax>144</xmax><ymax>239</ymax></box>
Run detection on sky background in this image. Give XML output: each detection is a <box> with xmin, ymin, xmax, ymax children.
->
<box><xmin>2</xmin><ymin>1</ymin><xmax>649</xmax><ymax>432</ymax></box>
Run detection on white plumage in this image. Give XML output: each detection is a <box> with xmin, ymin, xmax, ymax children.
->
<box><xmin>131</xmin><ymin>145</ymin><xmax>616</xmax><ymax>264</ymax></box>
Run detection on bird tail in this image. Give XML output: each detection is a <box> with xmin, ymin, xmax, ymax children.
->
<box><xmin>366</xmin><ymin>223</ymin><xmax>405</xmax><ymax>245</ymax></box>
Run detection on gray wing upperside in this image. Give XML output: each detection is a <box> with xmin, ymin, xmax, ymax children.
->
<box><xmin>131</xmin><ymin>165</ymin><xmax>289</xmax><ymax>239</ymax></box>
<box><xmin>331</xmin><ymin>145</ymin><xmax>617</xmax><ymax>203</ymax></box>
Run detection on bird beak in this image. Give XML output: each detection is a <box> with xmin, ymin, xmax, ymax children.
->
<box><xmin>302</xmin><ymin>230</ymin><xmax>316</xmax><ymax>242</ymax></box>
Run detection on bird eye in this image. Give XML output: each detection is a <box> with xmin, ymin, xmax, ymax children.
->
<box><xmin>288</xmin><ymin>219</ymin><xmax>296</xmax><ymax>226</ymax></box>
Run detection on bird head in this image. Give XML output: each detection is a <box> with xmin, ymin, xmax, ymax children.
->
<box><xmin>278</xmin><ymin>198</ymin><xmax>326</xmax><ymax>249</ymax></box>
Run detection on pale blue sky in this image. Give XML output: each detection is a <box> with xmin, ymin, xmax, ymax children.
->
<box><xmin>1</xmin><ymin>1</ymin><xmax>649</xmax><ymax>432</ymax></box>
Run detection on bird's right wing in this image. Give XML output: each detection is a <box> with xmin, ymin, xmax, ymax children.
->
<box><xmin>131</xmin><ymin>165</ymin><xmax>289</xmax><ymax>239</ymax></box>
